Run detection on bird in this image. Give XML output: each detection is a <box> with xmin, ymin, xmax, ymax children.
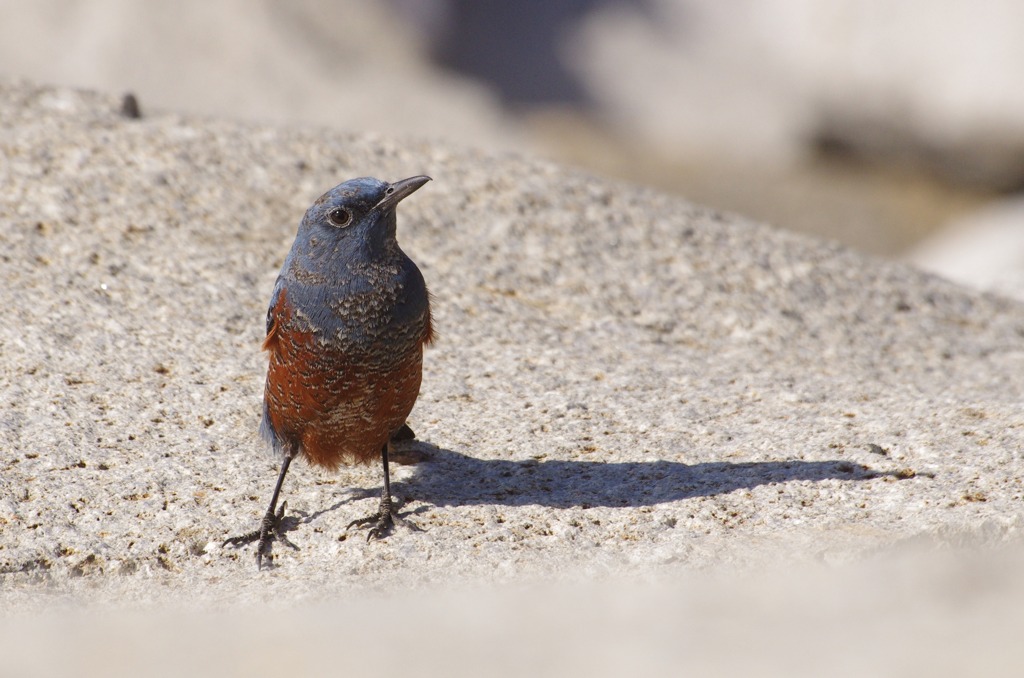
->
<box><xmin>224</xmin><ymin>175</ymin><xmax>435</xmax><ymax>568</ymax></box>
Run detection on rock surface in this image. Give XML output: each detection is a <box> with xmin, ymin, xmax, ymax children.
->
<box><xmin>1</xmin><ymin>80</ymin><xmax>1024</xmax><ymax>673</ymax></box>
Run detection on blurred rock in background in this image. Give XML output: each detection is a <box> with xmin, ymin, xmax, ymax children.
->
<box><xmin>1</xmin><ymin>0</ymin><xmax>1022</xmax><ymax>296</ymax></box>
<box><xmin>907</xmin><ymin>197</ymin><xmax>1024</xmax><ymax>302</ymax></box>
<box><xmin>0</xmin><ymin>0</ymin><xmax>527</xmax><ymax>150</ymax></box>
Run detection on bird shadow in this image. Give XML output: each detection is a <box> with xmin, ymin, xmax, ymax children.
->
<box><xmin>239</xmin><ymin>442</ymin><xmax>905</xmax><ymax>566</ymax></box>
<box><xmin>387</xmin><ymin>443</ymin><xmax>904</xmax><ymax>510</ymax></box>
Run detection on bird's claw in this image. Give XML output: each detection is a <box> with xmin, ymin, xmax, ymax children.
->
<box><xmin>351</xmin><ymin>513</ymin><xmax>393</xmax><ymax>542</ymax></box>
<box><xmin>347</xmin><ymin>498</ymin><xmax>418</xmax><ymax>542</ymax></box>
<box><xmin>223</xmin><ymin>501</ymin><xmax>297</xmax><ymax>569</ymax></box>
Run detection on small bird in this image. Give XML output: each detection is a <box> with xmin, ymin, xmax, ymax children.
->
<box><xmin>225</xmin><ymin>175</ymin><xmax>435</xmax><ymax>568</ymax></box>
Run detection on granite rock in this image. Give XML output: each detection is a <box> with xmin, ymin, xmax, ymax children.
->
<box><xmin>1</xmin><ymin>79</ymin><xmax>1024</xmax><ymax>672</ymax></box>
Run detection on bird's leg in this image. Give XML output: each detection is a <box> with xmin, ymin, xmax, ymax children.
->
<box><xmin>347</xmin><ymin>442</ymin><xmax>418</xmax><ymax>541</ymax></box>
<box><xmin>223</xmin><ymin>447</ymin><xmax>298</xmax><ymax>569</ymax></box>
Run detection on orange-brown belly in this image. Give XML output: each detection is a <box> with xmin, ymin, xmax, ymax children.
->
<box><xmin>264</xmin><ymin>329</ymin><xmax>424</xmax><ymax>470</ymax></box>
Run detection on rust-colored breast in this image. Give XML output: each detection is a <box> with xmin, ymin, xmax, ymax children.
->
<box><xmin>262</xmin><ymin>285</ymin><xmax>429</xmax><ymax>469</ymax></box>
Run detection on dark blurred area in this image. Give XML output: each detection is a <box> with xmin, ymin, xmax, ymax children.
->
<box><xmin>427</xmin><ymin>0</ymin><xmax>598</xmax><ymax>107</ymax></box>
<box><xmin>417</xmin><ymin>0</ymin><xmax>652</xmax><ymax>109</ymax></box>
<box><xmin>2</xmin><ymin>0</ymin><xmax>1023</xmax><ymax>296</ymax></box>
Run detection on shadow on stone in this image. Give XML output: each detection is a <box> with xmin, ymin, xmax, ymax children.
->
<box><xmin>400</xmin><ymin>444</ymin><xmax>899</xmax><ymax>509</ymax></box>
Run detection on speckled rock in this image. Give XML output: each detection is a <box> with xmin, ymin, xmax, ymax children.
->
<box><xmin>1</xmin><ymin>78</ymin><xmax>1023</xmax><ymax>659</ymax></box>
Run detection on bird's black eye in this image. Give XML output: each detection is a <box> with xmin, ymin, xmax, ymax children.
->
<box><xmin>327</xmin><ymin>207</ymin><xmax>352</xmax><ymax>228</ymax></box>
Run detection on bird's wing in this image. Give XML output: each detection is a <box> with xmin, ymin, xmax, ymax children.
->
<box><xmin>262</xmin><ymin>276</ymin><xmax>285</xmax><ymax>352</ymax></box>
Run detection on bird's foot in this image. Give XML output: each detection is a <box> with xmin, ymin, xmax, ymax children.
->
<box><xmin>346</xmin><ymin>497</ymin><xmax>419</xmax><ymax>542</ymax></box>
<box><xmin>223</xmin><ymin>501</ymin><xmax>298</xmax><ymax>569</ymax></box>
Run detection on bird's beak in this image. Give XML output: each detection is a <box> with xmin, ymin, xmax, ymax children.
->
<box><xmin>376</xmin><ymin>175</ymin><xmax>431</xmax><ymax>212</ymax></box>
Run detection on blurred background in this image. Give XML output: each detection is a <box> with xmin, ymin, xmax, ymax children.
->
<box><xmin>3</xmin><ymin>0</ymin><xmax>1024</xmax><ymax>299</ymax></box>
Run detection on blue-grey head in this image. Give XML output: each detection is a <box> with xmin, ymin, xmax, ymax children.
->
<box><xmin>290</xmin><ymin>175</ymin><xmax>431</xmax><ymax>270</ymax></box>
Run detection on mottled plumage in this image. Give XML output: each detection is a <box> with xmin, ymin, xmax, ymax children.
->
<box><xmin>225</xmin><ymin>175</ymin><xmax>434</xmax><ymax>568</ymax></box>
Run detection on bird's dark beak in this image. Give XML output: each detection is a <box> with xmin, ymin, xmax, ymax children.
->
<box><xmin>376</xmin><ymin>175</ymin><xmax>431</xmax><ymax>212</ymax></box>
